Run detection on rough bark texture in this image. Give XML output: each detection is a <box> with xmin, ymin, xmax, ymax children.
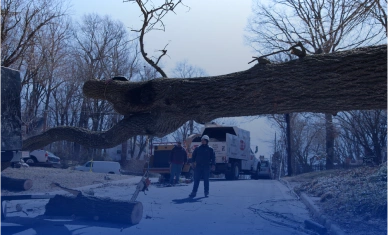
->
<box><xmin>22</xmin><ymin>45</ymin><xmax>387</xmax><ymax>151</ymax></box>
<box><xmin>1</xmin><ymin>176</ymin><xmax>33</xmax><ymax>191</ymax></box>
<box><xmin>1</xmin><ymin>67</ymin><xmax>22</xmax><ymax>151</ymax></box>
<box><xmin>44</xmin><ymin>195</ymin><xmax>143</xmax><ymax>224</ymax></box>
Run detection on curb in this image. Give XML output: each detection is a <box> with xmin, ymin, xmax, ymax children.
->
<box><xmin>299</xmin><ymin>193</ymin><xmax>346</xmax><ymax>235</ymax></box>
<box><xmin>279</xmin><ymin>178</ymin><xmax>346</xmax><ymax>235</ymax></box>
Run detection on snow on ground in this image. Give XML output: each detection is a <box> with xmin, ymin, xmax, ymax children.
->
<box><xmin>2</xmin><ymin>176</ymin><xmax>314</xmax><ymax>235</ymax></box>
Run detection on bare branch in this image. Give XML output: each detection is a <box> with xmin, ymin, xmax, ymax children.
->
<box><xmin>125</xmin><ymin>0</ymin><xmax>186</xmax><ymax>78</ymax></box>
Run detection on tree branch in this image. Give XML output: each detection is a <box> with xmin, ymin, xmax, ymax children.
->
<box><xmin>23</xmin><ymin>45</ymin><xmax>387</xmax><ymax>151</ymax></box>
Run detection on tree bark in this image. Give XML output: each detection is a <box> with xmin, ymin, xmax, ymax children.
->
<box><xmin>1</xmin><ymin>176</ymin><xmax>33</xmax><ymax>191</ymax></box>
<box><xmin>44</xmin><ymin>194</ymin><xmax>143</xmax><ymax>224</ymax></box>
<box><xmin>22</xmin><ymin>45</ymin><xmax>387</xmax><ymax>151</ymax></box>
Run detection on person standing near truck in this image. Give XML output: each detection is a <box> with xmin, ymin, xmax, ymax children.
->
<box><xmin>169</xmin><ymin>141</ymin><xmax>188</xmax><ymax>186</ymax></box>
<box><xmin>189</xmin><ymin>135</ymin><xmax>215</xmax><ymax>197</ymax></box>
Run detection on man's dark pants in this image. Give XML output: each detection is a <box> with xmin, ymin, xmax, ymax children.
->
<box><xmin>192</xmin><ymin>165</ymin><xmax>210</xmax><ymax>193</ymax></box>
<box><xmin>170</xmin><ymin>163</ymin><xmax>183</xmax><ymax>184</ymax></box>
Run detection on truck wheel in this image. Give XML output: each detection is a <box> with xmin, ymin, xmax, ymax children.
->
<box><xmin>225</xmin><ymin>162</ymin><xmax>240</xmax><ymax>180</ymax></box>
<box><xmin>252</xmin><ymin>166</ymin><xmax>259</xmax><ymax>180</ymax></box>
<box><xmin>232</xmin><ymin>163</ymin><xmax>240</xmax><ymax>180</ymax></box>
<box><xmin>24</xmin><ymin>157</ymin><xmax>36</xmax><ymax>164</ymax></box>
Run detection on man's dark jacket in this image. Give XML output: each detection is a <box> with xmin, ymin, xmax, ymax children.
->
<box><xmin>170</xmin><ymin>145</ymin><xmax>188</xmax><ymax>164</ymax></box>
<box><xmin>192</xmin><ymin>144</ymin><xmax>215</xmax><ymax>166</ymax></box>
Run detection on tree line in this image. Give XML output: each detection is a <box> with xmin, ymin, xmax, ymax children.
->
<box><xmin>1</xmin><ymin>0</ymin><xmax>386</xmax><ymax>172</ymax></box>
<box><xmin>1</xmin><ymin>0</ymin><xmax>203</xmax><ymax>164</ymax></box>
<box><xmin>245</xmin><ymin>0</ymin><xmax>386</xmax><ymax>173</ymax></box>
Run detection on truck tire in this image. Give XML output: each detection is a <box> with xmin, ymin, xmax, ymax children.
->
<box><xmin>24</xmin><ymin>157</ymin><xmax>37</xmax><ymax>164</ymax></box>
<box><xmin>252</xmin><ymin>165</ymin><xmax>260</xmax><ymax>180</ymax></box>
<box><xmin>226</xmin><ymin>162</ymin><xmax>240</xmax><ymax>180</ymax></box>
<box><xmin>232</xmin><ymin>162</ymin><xmax>240</xmax><ymax>180</ymax></box>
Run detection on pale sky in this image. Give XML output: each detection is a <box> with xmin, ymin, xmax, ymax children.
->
<box><xmin>71</xmin><ymin>0</ymin><xmax>275</xmax><ymax>157</ymax></box>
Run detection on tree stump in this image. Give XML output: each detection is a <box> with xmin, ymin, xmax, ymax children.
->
<box><xmin>1</xmin><ymin>176</ymin><xmax>33</xmax><ymax>191</ymax></box>
<box><xmin>44</xmin><ymin>195</ymin><xmax>143</xmax><ymax>224</ymax></box>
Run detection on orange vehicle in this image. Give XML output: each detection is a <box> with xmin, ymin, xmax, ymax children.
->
<box><xmin>144</xmin><ymin>134</ymin><xmax>200</xmax><ymax>181</ymax></box>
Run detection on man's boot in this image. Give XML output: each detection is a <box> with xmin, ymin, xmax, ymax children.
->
<box><xmin>189</xmin><ymin>192</ymin><xmax>196</xmax><ymax>198</ymax></box>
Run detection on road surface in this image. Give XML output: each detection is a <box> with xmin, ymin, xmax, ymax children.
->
<box><xmin>2</xmin><ymin>177</ymin><xmax>316</xmax><ymax>235</ymax></box>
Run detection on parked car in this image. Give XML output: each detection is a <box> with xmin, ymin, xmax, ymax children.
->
<box><xmin>258</xmin><ymin>160</ymin><xmax>273</xmax><ymax>179</ymax></box>
<box><xmin>75</xmin><ymin>161</ymin><xmax>121</xmax><ymax>174</ymax></box>
<box><xmin>47</xmin><ymin>152</ymin><xmax>61</xmax><ymax>168</ymax></box>
<box><xmin>23</xmin><ymin>150</ymin><xmax>48</xmax><ymax>164</ymax></box>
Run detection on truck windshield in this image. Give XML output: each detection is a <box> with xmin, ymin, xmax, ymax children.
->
<box><xmin>261</xmin><ymin>161</ymin><xmax>269</xmax><ymax>167</ymax></box>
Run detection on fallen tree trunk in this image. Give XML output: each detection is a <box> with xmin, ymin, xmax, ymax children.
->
<box><xmin>44</xmin><ymin>195</ymin><xmax>143</xmax><ymax>225</ymax></box>
<box><xmin>1</xmin><ymin>176</ymin><xmax>33</xmax><ymax>191</ymax></box>
<box><xmin>22</xmin><ymin>45</ymin><xmax>387</xmax><ymax>151</ymax></box>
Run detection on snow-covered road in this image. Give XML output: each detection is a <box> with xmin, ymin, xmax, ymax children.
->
<box><xmin>2</xmin><ymin>177</ymin><xmax>314</xmax><ymax>235</ymax></box>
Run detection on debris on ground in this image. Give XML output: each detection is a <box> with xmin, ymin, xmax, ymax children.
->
<box><xmin>1</xmin><ymin>167</ymin><xmax>135</xmax><ymax>195</ymax></box>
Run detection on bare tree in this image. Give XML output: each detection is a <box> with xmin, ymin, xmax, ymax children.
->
<box><xmin>245</xmin><ymin>0</ymin><xmax>386</xmax><ymax>170</ymax></box>
<box><xmin>367</xmin><ymin>0</ymin><xmax>387</xmax><ymax>34</ymax></box>
<box><xmin>292</xmin><ymin>113</ymin><xmax>327</xmax><ymax>172</ymax></box>
<box><xmin>336</xmin><ymin>110</ymin><xmax>387</xmax><ymax>164</ymax></box>
<box><xmin>171</xmin><ymin>60</ymin><xmax>207</xmax><ymax>78</ymax></box>
<box><xmin>268</xmin><ymin>113</ymin><xmax>326</xmax><ymax>174</ymax></box>
<box><xmin>1</xmin><ymin>0</ymin><xmax>68</xmax><ymax>67</ymax></box>
<box><xmin>246</xmin><ymin>0</ymin><xmax>384</xmax><ymax>55</ymax></box>
<box><xmin>124</xmin><ymin>0</ymin><xmax>186</xmax><ymax>78</ymax></box>
<box><xmin>3</xmin><ymin>0</ymin><xmax>383</xmax><ymax>165</ymax></box>
<box><xmin>71</xmin><ymin>14</ymin><xmax>140</xmax><ymax>160</ymax></box>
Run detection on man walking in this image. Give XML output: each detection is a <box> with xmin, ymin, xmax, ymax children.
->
<box><xmin>189</xmin><ymin>135</ymin><xmax>215</xmax><ymax>197</ymax></box>
<box><xmin>169</xmin><ymin>141</ymin><xmax>187</xmax><ymax>186</ymax></box>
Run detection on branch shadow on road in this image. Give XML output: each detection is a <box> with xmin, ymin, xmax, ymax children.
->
<box><xmin>171</xmin><ymin>197</ymin><xmax>207</xmax><ymax>204</ymax></box>
<box><xmin>1</xmin><ymin>215</ymin><xmax>136</xmax><ymax>235</ymax></box>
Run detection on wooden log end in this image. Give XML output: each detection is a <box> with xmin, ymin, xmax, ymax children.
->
<box><xmin>1</xmin><ymin>176</ymin><xmax>33</xmax><ymax>191</ymax></box>
<box><xmin>23</xmin><ymin>179</ymin><xmax>33</xmax><ymax>191</ymax></box>
<box><xmin>130</xmin><ymin>201</ymin><xmax>143</xmax><ymax>225</ymax></box>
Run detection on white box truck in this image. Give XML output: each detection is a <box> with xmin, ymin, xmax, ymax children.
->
<box><xmin>190</xmin><ymin>125</ymin><xmax>260</xmax><ymax>180</ymax></box>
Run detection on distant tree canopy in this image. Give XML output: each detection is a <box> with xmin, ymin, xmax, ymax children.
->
<box><xmin>22</xmin><ymin>44</ymin><xmax>387</xmax><ymax>151</ymax></box>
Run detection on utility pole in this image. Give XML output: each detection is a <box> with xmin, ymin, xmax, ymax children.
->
<box><xmin>285</xmin><ymin>113</ymin><xmax>293</xmax><ymax>176</ymax></box>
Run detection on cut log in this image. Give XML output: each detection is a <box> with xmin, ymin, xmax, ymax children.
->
<box><xmin>1</xmin><ymin>176</ymin><xmax>33</xmax><ymax>191</ymax></box>
<box><xmin>44</xmin><ymin>195</ymin><xmax>143</xmax><ymax>225</ymax></box>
